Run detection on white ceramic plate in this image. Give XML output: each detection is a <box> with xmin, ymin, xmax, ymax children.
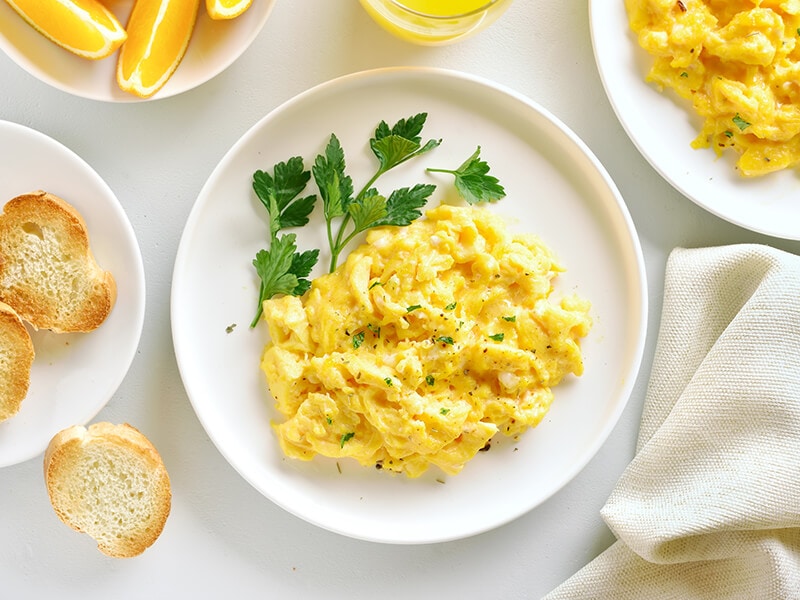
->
<box><xmin>591</xmin><ymin>0</ymin><xmax>800</xmax><ymax>241</ymax></box>
<box><xmin>0</xmin><ymin>0</ymin><xmax>276</xmax><ymax>102</ymax></box>
<box><xmin>171</xmin><ymin>67</ymin><xmax>647</xmax><ymax>544</ymax></box>
<box><xmin>0</xmin><ymin>121</ymin><xmax>145</xmax><ymax>467</ymax></box>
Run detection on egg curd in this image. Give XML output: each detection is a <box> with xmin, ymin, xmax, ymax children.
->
<box><xmin>627</xmin><ymin>0</ymin><xmax>800</xmax><ymax>176</ymax></box>
<box><xmin>260</xmin><ymin>205</ymin><xmax>592</xmax><ymax>478</ymax></box>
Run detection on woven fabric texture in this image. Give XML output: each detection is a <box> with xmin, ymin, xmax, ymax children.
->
<box><xmin>545</xmin><ymin>244</ymin><xmax>800</xmax><ymax>600</ymax></box>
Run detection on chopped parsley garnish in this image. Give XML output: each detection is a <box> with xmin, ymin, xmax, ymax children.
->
<box><xmin>352</xmin><ymin>331</ymin><xmax>366</xmax><ymax>348</ymax></box>
<box><xmin>425</xmin><ymin>374</ymin><xmax>435</xmax><ymax>386</ymax></box>
<box><xmin>489</xmin><ymin>333</ymin><xmax>505</xmax><ymax>342</ymax></box>
<box><xmin>384</xmin><ymin>377</ymin><xmax>394</xmax><ymax>386</ymax></box>
<box><xmin>406</xmin><ymin>304</ymin><xmax>422</xmax><ymax>312</ymax></box>
<box><xmin>724</xmin><ymin>130</ymin><xmax>734</xmax><ymax>138</ymax></box>
<box><xmin>369</xmin><ymin>280</ymin><xmax>383</xmax><ymax>290</ymax></box>
<box><xmin>427</xmin><ymin>146</ymin><xmax>506</xmax><ymax>204</ymax></box>
<box><xmin>502</xmin><ymin>315</ymin><xmax>516</xmax><ymax>322</ymax></box>
<box><xmin>680</xmin><ymin>72</ymin><xmax>689</xmax><ymax>78</ymax></box>
<box><xmin>340</xmin><ymin>432</ymin><xmax>355</xmax><ymax>447</ymax></box>
<box><xmin>440</xmin><ymin>407</ymin><xmax>450</xmax><ymax>415</ymax></box>
<box><xmin>732</xmin><ymin>113</ymin><xmax>751</xmax><ymax>131</ymax></box>
<box><xmin>444</xmin><ymin>302</ymin><xmax>457</xmax><ymax>311</ymax></box>
<box><xmin>367</xmin><ymin>323</ymin><xmax>381</xmax><ymax>337</ymax></box>
<box><xmin>326</xmin><ymin>417</ymin><xmax>332</xmax><ymax>425</ymax></box>
<box><xmin>437</xmin><ymin>336</ymin><xmax>455</xmax><ymax>345</ymax></box>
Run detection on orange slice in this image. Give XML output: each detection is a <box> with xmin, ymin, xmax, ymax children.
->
<box><xmin>206</xmin><ymin>0</ymin><xmax>252</xmax><ymax>20</ymax></box>
<box><xmin>116</xmin><ymin>0</ymin><xmax>201</xmax><ymax>98</ymax></box>
<box><xmin>4</xmin><ymin>0</ymin><xmax>127</xmax><ymax>60</ymax></box>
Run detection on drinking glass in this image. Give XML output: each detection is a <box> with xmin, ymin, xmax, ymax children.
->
<box><xmin>359</xmin><ymin>0</ymin><xmax>514</xmax><ymax>45</ymax></box>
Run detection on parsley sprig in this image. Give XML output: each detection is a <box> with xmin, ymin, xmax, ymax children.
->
<box><xmin>249</xmin><ymin>158</ymin><xmax>320</xmax><ymax>327</ymax></box>
<box><xmin>247</xmin><ymin>114</ymin><xmax>508</xmax><ymax>329</ymax></box>
<box><xmin>427</xmin><ymin>146</ymin><xmax>506</xmax><ymax>204</ymax></box>
<box><xmin>313</xmin><ymin>113</ymin><xmax>440</xmax><ymax>271</ymax></box>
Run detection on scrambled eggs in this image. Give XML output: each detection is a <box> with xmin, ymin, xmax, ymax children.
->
<box><xmin>260</xmin><ymin>205</ymin><xmax>591</xmax><ymax>478</ymax></box>
<box><xmin>627</xmin><ymin>0</ymin><xmax>800</xmax><ymax>176</ymax></box>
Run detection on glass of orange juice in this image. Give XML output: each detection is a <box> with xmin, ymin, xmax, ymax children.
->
<box><xmin>359</xmin><ymin>0</ymin><xmax>513</xmax><ymax>45</ymax></box>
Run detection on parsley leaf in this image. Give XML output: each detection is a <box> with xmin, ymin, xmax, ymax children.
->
<box><xmin>371</xmin><ymin>136</ymin><xmax>442</xmax><ymax>173</ymax></box>
<box><xmin>732</xmin><ymin>113</ymin><xmax>751</xmax><ymax>131</ymax></box>
<box><xmin>253</xmin><ymin>157</ymin><xmax>317</xmax><ymax>233</ymax></box>
<box><xmin>250</xmin><ymin>235</ymin><xmax>319</xmax><ymax>327</ymax></box>
<box><xmin>371</xmin><ymin>113</ymin><xmax>441</xmax><ymax>173</ymax></box>
<box><xmin>373</xmin><ymin>184</ymin><xmax>436</xmax><ymax>228</ymax></box>
<box><xmin>352</xmin><ymin>331</ymin><xmax>366</xmax><ymax>348</ymax></box>
<box><xmin>312</xmin><ymin>134</ymin><xmax>353</xmax><ymax>222</ymax></box>
<box><xmin>489</xmin><ymin>333</ymin><xmax>505</xmax><ymax>342</ymax></box>
<box><xmin>375</xmin><ymin>112</ymin><xmax>426</xmax><ymax>145</ymax></box>
<box><xmin>340</xmin><ymin>432</ymin><xmax>355</xmax><ymax>448</ymax></box>
<box><xmin>348</xmin><ymin>190</ymin><xmax>389</xmax><ymax>234</ymax></box>
<box><xmin>428</xmin><ymin>146</ymin><xmax>506</xmax><ymax>204</ymax></box>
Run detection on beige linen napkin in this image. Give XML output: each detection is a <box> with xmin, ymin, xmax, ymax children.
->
<box><xmin>545</xmin><ymin>244</ymin><xmax>800</xmax><ymax>600</ymax></box>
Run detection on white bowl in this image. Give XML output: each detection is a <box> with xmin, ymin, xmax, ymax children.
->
<box><xmin>0</xmin><ymin>0</ymin><xmax>276</xmax><ymax>102</ymax></box>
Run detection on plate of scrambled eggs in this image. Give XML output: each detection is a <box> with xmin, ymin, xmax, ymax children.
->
<box><xmin>171</xmin><ymin>67</ymin><xmax>647</xmax><ymax>543</ymax></box>
<box><xmin>592</xmin><ymin>0</ymin><xmax>800</xmax><ymax>240</ymax></box>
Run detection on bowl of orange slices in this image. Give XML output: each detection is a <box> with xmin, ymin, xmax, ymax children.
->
<box><xmin>0</xmin><ymin>0</ymin><xmax>277</xmax><ymax>101</ymax></box>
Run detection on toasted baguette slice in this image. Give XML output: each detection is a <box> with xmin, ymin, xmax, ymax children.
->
<box><xmin>0</xmin><ymin>300</ymin><xmax>34</xmax><ymax>422</ymax></box>
<box><xmin>44</xmin><ymin>422</ymin><xmax>171</xmax><ymax>558</ymax></box>
<box><xmin>0</xmin><ymin>191</ymin><xmax>116</xmax><ymax>333</ymax></box>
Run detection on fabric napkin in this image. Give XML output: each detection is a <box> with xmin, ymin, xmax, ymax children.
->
<box><xmin>544</xmin><ymin>244</ymin><xmax>800</xmax><ymax>599</ymax></box>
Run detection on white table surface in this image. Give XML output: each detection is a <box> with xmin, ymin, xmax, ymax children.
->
<box><xmin>2</xmin><ymin>1</ymin><xmax>799</xmax><ymax>598</ymax></box>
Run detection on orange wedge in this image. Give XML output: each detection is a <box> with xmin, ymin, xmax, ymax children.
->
<box><xmin>206</xmin><ymin>0</ymin><xmax>252</xmax><ymax>20</ymax></box>
<box><xmin>4</xmin><ymin>0</ymin><xmax>126</xmax><ymax>60</ymax></box>
<box><xmin>116</xmin><ymin>0</ymin><xmax>201</xmax><ymax>98</ymax></box>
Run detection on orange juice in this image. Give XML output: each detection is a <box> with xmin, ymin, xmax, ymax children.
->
<box><xmin>359</xmin><ymin>0</ymin><xmax>512</xmax><ymax>45</ymax></box>
<box><xmin>399</xmin><ymin>0</ymin><xmax>497</xmax><ymax>15</ymax></box>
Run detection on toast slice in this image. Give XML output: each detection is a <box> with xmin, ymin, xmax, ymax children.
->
<box><xmin>0</xmin><ymin>191</ymin><xmax>116</xmax><ymax>333</ymax></box>
<box><xmin>44</xmin><ymin>422</ymin><xmax>171</xmax><ymax>558</ymax></box>
<box><xmin>0</xmin><ymin>300</ymin><xmax>34</xmax><ymax>422</ymax></box>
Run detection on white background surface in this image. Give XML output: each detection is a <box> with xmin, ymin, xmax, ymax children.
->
<box><xmin>1</xmin><ymin>1</ymin><xmax>799</xmax><ymax>598</ymax></box>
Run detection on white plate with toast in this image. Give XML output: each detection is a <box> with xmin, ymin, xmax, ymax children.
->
<box><xmin>591</xmin><ymin>0</ymin><xmax>800</xmax><ymax>241</ymax></box>
<box><xmin>0</xmin><ymin>0</ymin><xmax>277</xmax><ymax>102</ymax></box>
<box><xmin>0</xmin><ymin>120</ymin><xmax>145</xmax><ymax>467</ymax></box>
<box><xmin>171</xmin><ymin>67</ymin><xmax>647</xmax><ymax>544</ymax></box>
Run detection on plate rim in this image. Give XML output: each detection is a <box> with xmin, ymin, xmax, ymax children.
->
<box><xmin>170</xmin><ymin>66</ymin><xmax>649</xmax><ymax>543</ymax></box>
